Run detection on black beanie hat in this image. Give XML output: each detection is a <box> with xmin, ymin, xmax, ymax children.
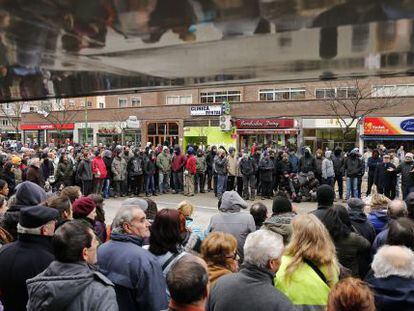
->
<box><xmin>317</xmin><ymin>185</ymin><xmax>335</xmax><ymax>206</ymax></box>
<box><xmin>19</xmin><ymin>205</ymin><xmax>59</xmax><ymax>228</ymax></box>
<box><xmin>272</xmin><ymin>196</ymin><xmax>293</xmax><ymax>214</ymax></box>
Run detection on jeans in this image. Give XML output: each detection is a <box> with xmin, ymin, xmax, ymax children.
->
<box><xmin>103</xmin><ymin>178</ymin><xmax>110</xmax><ymax>198</ymax></box>
<box><xmin>172</xmin><ymin>171</ymin><xmax>183</xmax><ymax>193</ymax></box>
<box><xmin>403</xmin><ymin>185</ymin><xmax>414</xmax><ymax>199</ymax></box>
<box><xmin>217</xmin><ymin>174</ymin><xmax>227</xmax><ymax>199</ymax></box>
<box><xmin>242</xmin><ymin>174</ymin><xmax>256</xmax><ymax>199</ymax></box>
<box><xmin>146</xmin><ymin>175</ymin><xmax>155</xmax><ymax>194</ymax></box>
<box><xmin>346</xmin><ymin>177</ymin><xmax>358</xmax><ymax>199</ymax></box>
<box><xmin>159</xmin><ymin>172</ymin><xmax>170</xmax><ymax>193</ymax></box>
<box><xmin>367</xmin><ymin>173</ymin><xmax>375</xmax><ymax>196</ymax></box>
<box><xmin>323</xmin><ymin>177</ymin><xmax>334</xmax><ymax>188</ymax></box>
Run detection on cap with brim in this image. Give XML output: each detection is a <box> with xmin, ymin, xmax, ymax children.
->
<box><xmin>19</xmin><ymin>205</ymin><xmax>59</xmax><ymax>228</ymax></box>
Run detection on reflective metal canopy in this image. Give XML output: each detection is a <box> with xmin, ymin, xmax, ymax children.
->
<box><xmin>0</xmin><ymin>0</ymin><xmax>414</xmax><ymax>102</ymax></box>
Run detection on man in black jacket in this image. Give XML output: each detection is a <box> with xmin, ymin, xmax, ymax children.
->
<box><xmin>127</xmin><ymin>149</ymin><xmax>145</xmax><ymax>196</ymax></box>
<box><xmin>396</xmin><ymin>153</ymin><xmax>414</xmax><ymax>199</ymax></box>
<box><xmin>374</xmin><ymin>154</ymin><xmax>397</xmax><ymax>200</ymax></box>
<box><xmin>347</xmin><ymin>198</ymin><xmax>376</xmax><ymax>244</ymax></box>
<box><xmin>0</xmin><ymin>205</ymin><xmax>58</xmax><ymax>311</ymax></box>
<box><xmin>344</xmin><ymin>148</ymin><xmax>362</xmax><ymax>199</ymax></box>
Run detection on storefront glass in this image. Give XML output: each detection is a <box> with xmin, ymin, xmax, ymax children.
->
<box><xmin>97</xmin><ymin>133</ymin><xmax>122</xmax><ymax>146</ymax></box>
<box><xmin>78</xmin><ymin>128</ymin><xmax>93</xmax><ymax>145</ymax></box>
<box><xmin>147</xmin><ymin>122</ymin><xmax>179</xmax><ymax>147</ymax></box>
<box><xmin>123</xmin><ymin>129</ymin><xmax>141</xmax><ymax>145</ymax></box>
<box><xmin>47</xmin><ymin>130</ymin><xmax>74</xmax><ymax>145</ymax></box>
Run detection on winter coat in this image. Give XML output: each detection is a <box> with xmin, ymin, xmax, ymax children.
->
<box><xmin>26</xmin><ymin>261</ymin><xmax>118</xmax><ymax>311</ymax></box>
<box><xmin>310</xmin><ymin>205</ymin><xmax>332</xmax><ymax>221</ymax></box>
<box><xmin>315</xmin><ymin>156</ymin><xmax>324</xmax><ymax>176</ymax></box>
<box><xmin>196</xmin><ymin>155</ymin><xmax>207</xmax><ymax>173</ymax></box>
<box><xmin>92</xmin><ymin>156</ymin><xmax>107</xmax><ymax>179</ymax></box>
<box><xmin>127</xmin><ymin>155</ymin><xmax>144</xmax><ymax>177</ymax></box>
<box><xmin>207</xmin><ymin>264</ymin><xmax>296</xmax><ymax>311</ymax></box>
<box><xmin>111</xmin><ymin>156</ymin><xmax>127</xmax><ymax>181</ymax></box>
<box><xmin>76</xmin><ymin>158</ymin><xmax>93</xmax><ymax>181</ymax></box>
<box><xmin>144</xmin><ymin>159</ymin><xmax>156</xmax><ymax>176</ymax></box>
<box><xmin>239</xmin><ymin>157</ymin><xmax>257</xmax><ymax>176</ymax></box>
<box><xmin>335</xmin><ymin>232</ymin><xmax>371</xmax><ymax>278</ymax></box>
<box><xmin>103</xmin><ymin>156</ymin><xmax>113</xmax><ymax>179</ymax></box>
<box><xmin>368</xmin><ymin>210</ymin><xmax>389</xmax><ymax>235</ymax></box>
<box><xmin>349</xmin><ymin>209</ymin><xmax>377</xmax><ymax>244</ymax></box>
<box><xmin>214</xmin><ymin>156</ymin><xmax>228</xmax><ymax>175</ymax></box>
<box><xmin>299</xmin><ymin>155</ymin><xmax>316</xmax><ymax>173</ymax></box>
<box><xmin>206</xmin><ymin>263</ymin><xmax>232</xmax><ymax>286</ymax></box>
<box><xmin>0</xmin><ymin>235</ymin><xmax>54</xmax><ymax>311</ymax></box>
<box><xmin>171</xmin><ymin>153</ymin><xmax>185</xmax><ymax>172</ymax></box>
<box><xmin>371</xmin><ymin>229</ymin><xmax>389</xmax><ymax>254</ymax></box>
<box><xmin>276</xmin><ymin>160</ymin><xmax>292</xmax><ymax>175</ymax></box>
<box><xmin>374</xmin><ymin>162</ymin><xmax>397</xmax><ymax>190</ymax></box>
<box><xmin>206</xmin><ymin>151</ymin><xmax>216</xmax><ymax>170</ymax></box>
<box><xmin>289</xmin><ymin>154</ymin><xmax>300</xmax><ymax>173</ymax></box>
<box><xmin>396</xmin><ymin>161</ymin><xmax>414</xmax><ymax>188</ymax></box>
<box><xmin>365</xmin><ymin>274</ymin><xmax>414</xmax><ymax>311</ymax></box>
<box><xmin>368</xmin><ymin>157</ymin><xmax>382</xmax><ymax>177</ymax></box>
<box><xmin>344</xmin><ymin>156</ymin><xmax>363</xmax><ymax>178</ymax></box>
<box><xmin>185</xmin><ymin>154</ymin><xmax>197</xmax><ymax>175</ymax></box>
<box><xmin>26</xmin><ymin>166</ymin><xmax>45</xmax><ymax>187</ymax></box>
<box><xmin>156</xmin><ymin>152</ymin><xmax>172</xmax><ymax>173</ymax></box>
<box><xmin>259</xmin><ymin>158</ymin><xmax>274</xmax><ymax>182</ymax></box>
<box><xmin>275</xmin><ymin>255</ymin><xmax>339</xmax><ymax>309</ymax></box>
<box><xmin>55</xmin><ymin>162</ymin><xmax>73</xmax><ymax>185</ymax></box>
<box><xmin>332</xmin><ymin>155</ymin><xmax>344</xmax><ymax>176</ymax></box>
<box><xmin>227</xmin><ymin>155</ymin><xmax>238</xmax><ymax>176</ymax></box>
<box><xmin>262</xmin><ymin>212</ymin><xmax>296</xmax><ymax>244</ymax></box>
<box><xmin>41</xmin><ymin>160</ymin><xmax>54</xmax><ymax>180</ymax></box>
<box><xmin>322</xmin><ymin>158</ymin><xmax>335</xmax><ymax>179</ymax></box>
<box><xmin>98</xmin><ymin>233</ymin><xmax>168</xmax><ymax>311</ymax></box>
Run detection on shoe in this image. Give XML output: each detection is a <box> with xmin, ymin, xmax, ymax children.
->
<box><xmin>200</xmin><ymin>191</ymin><xmax>205</xmax><ymax>193</ymax></box>
<box><xmin>153</xmin><ymin>193</ymin><xmax>158</xmax><ymax>196</ymax></box>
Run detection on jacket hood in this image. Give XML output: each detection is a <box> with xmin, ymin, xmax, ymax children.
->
<box><xmin>325</xmin><ymin>150</ymin><xmax>332</xmax><ymax>158</ymax></box>
<box><xmin>13</xmin><ymin>181</ymin><xmax>47</xmax><ymax>209</ymax></box>
<box><xmin>263</xmin><ymin>213</ymin><xmax>296</xmax><ymax>244</ymax></box>
<box><xmin>26</xmin><ymin>261</ymin><xmax>112</xmax><ymax>310</ymax></box>
<box><xmin>349</xmin><ymin>209</ymin><xmax>368</xmax><ymax>223</ymax></box>
<box><xmin>370</xmin><ymin>210</ymin><xmax>389</xmax><ymax>221</ymax></box>
<box><xmin>219</xmin><ymin>191</ymin><xmax>248</xmax><ymax>212</ymax></box>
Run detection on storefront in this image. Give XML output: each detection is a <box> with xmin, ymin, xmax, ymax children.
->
<box><xmin>183</xmin><ymin>126</ymin><xmax>236</xmax><ymax>150</ymax></box>
<box><xmin>235</xmin><ymin>118</ymin><xmax>297</xmax><ymax>151</ymax></box>
<box><xmin>146</xmin><ymin>121</ymin><xmax>180</xmax><ymax>147</ymax></box>
<box><xmin>362</xmin><ymin>117</ymin><xmax>414</xmax><ymax>150</ymax></box>
<box><xmin>21</xmin><ymin>123</ymin><xmax>74</xmax><ymax>146</ymax></box>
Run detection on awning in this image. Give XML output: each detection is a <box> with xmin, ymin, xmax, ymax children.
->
<box><xmin>237</xmin><ymin>129</ymin><xmax>298</xmax><ymax>135</ymax></box>
<box><xmin>362</xmin><ymin>135</ymin><xmax>414</xmax><ymax>141</ymax></box>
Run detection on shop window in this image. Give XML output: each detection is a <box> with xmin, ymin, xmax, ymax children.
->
<box><xmin>29</xmin><ymin>106</ymin><xmax>37</xmax><ymax>112</ymax></box>
<box><xmin>118</xmin><ymin>98</ymin><xmax>128</xmax><ymax>108</ymax></box>
<box><xmin>158</xmin><ymin>123</ymin><xmax>166</xmax><ymax>135</ymax></box>
<box><xmin>87</xmin><ymin>101</ymin><xmax>92</xmax><ymax>108</ymax></box>
<box><xmin>131</xmin><ymin>98</ymin><xmax>141</xmax><ymax>107</ymax></box>
<box><xmin>148</xmin><ymin>123</ymin><xmax>156</xmax><ymax>135</ymax></box>
<box><xmin>1</xmin><ymin>119</ymin><xmax>9</xmax><ymax>126</ymax></box>
<box><xmin>200</xmin><ymin>90</ymin><xmax>241</xmax><ymax>103</ymax></box>
<box><xmin>169</xmin><ymin>123</ymin><xmax>179</xmax><ymax>135</ymax></box>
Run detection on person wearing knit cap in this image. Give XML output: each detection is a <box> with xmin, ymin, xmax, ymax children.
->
<box><xmin>396</xmin><ymin>152</ymin><xmax>414</xmax><ymax>199</ymax></box>
<box><xmin>72</xmin><ymin>197</ymin><xmax>97</xmax><ymax>235</ymax></box>
<box><xmin>0</xmin><ymin>205</ymin><xmax>58</xmax><ymax>311</ymax></box>
<box><xmin>207</xmin><ymin>191</ymin><xmax>255</xmax><ymax>261</ymax></box>
<box><xmin>347</xmin><ymin>198</ymin><xmax>376</xmax><ymax>244</ymax></box>
<box><xmin>310</xmin><ymin>185</ymin><xmax>335</xmax><ymax>221</ymax></box>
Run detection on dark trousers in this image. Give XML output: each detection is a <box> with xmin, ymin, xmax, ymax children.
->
<box><xmin>334</xmin><ymin>174</ymin><xmax>343</xmax><ymax>199</ymax></box>
<box><xmin>213</xmin><ymin>174</ymin><xmax>218</xmax><ymax>196</ymax></box>
<box><xmin>367</xmin><ymin>174</ymin><xmax>375</xmax><ymax>196</ymax></box>
<box><xmin>206</xmin><ymin>169</ymin><xmax>213</xmax><ymax>191</ymax></box>
<box><xmin>172</xmin><ymin>171</ymin><xmax>183</xmax><ymax>193</ymax></box>
<box><xmin>227</xmin><ymin>176</ymin><xmax>236</xmax><ymax>191</ymax></box>
<box><xmin>379</xmin><ymin>185</ymin><xmax>396</xmax><ymax>200</ymax></box>
<box><xmin>323</xmin><ymin>177</ymin><xmax>334</xmax><ymax>188</ymax></box>
<box><xmin>93</xmin><ymin>178</ymin><xmax>104</xmax><ymax>194</ymax></box>
<box><xmin>130</xmin><ymin>175</ymin><xmax>144</xmax><ymax>195</ymax></box>
<box><xmin>261</xmin><ymin>180</ymin><xmax>273</xmax><ymax>197</ymax></box>
<box><xmin>82</xmin><ymin>180</ymin><xmax>93</xmax><ymax>196</ymax></box>
<box><xmin>358</xmin><ymin>176</ymin><xmax>363</xmax><ymax>199</ymax></box>
<box><xmin>114</xmin><ymin>180</ymin><xmax>127</xmax><ymax>196</ymax></box>
<box><xmin>236</xmin><ymin>176</ymin><xmax>243</xmax><ymax>197</ymax></box>
<box><xmin>242</xmin><ymin>175</ymin><xmax>256</xmax><ymax>199</ymax></box>
<box><xmin>195</xmin><ymin>172</ymin><xmax>205</xmax><ymax>193</ymax></box>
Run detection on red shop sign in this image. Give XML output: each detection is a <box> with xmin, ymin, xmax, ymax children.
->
<box><xmin>21</xmin><ymin>123</ymin><xmax>75</xmax><ymax>131</ymax></box>
<box><xmin>235</xmin><ymin>118</ymin><xmax>294</xmax><ymax>129</ymax></box>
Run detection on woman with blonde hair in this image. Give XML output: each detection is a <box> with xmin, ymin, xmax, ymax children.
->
<box><xmin>201</xmin><ymin>232</ymin><xmax>238</xmax><ymax>285</ymax></box>
<box><xmin>275</xmin><ymin>214</ymin><xmax>339</xmax><ymax>309</ymax></box>
<box><xmin>177</xmin><ymin>200</ymin><xmax>204</xmax><ymax>240</ymax></box>
<box><xmin>367</xmin><ymin>193</ymin><xmax>391</xmax><ymax>235</ymax></box>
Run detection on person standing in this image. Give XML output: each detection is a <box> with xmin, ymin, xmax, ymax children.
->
<box><xmin>367</xmin><ymin>149</ymin><xmax>381</xmax><ymax>196</ymax></box>
<box><xmin>26</xmin><ymin>157</ymin><xmax>45</xmax><ymax>188</ymax></box>
<box><xmin>102</xmin><ymin>150</ymin><xmax>113</xmax><ymax>199</ymax></box>
<box><xmin>156</xmin><ymin>146</ymin><xmax>172</xmax><ymax>194</ymax></box>
<box><xmin>344</xmin><ymin>148</ymin><xmax>362</xmax><ymax>199</ymax></box>
<box><xmin>127</xmin><ymin>149</ymin><xmax>145</xmax><ymax>196</ymax></box>
<box><xmin>227</xmin><ymin>147</ymin><xmax>237</xmax><ymax>191</ymax></box>
<box><xmin>112</xmin><ymin>149</ymin><xmax>127</xmax><ymax>197</ymax></box>
<box><xmin>144</xmin><ymin>151</ymin><xmax>157</xmax><ymax>196</ymax></box>
<box><xmin>332</xmin><ymin>147</ymin><xmax>344</xmax><ymax>200</ymax></box>
<box><xmin>76</xmin><ymin>150</ymin><xmax>93</xmax><ymax>196</ymax></box>
<box><xmin>239</xmin><ymin>152</ymin><xmax>257</xmax><ymax>201</ymax></box>
<box><xmin>321</xmin><ymin>150</ymin><xmax>335</xmax><ymax>187</ymax></box>
<box><xmin>55</xmin><ymin>154</ymin><xmax>74</xmax><ymax>188</ymax></box>
<box><xmin>205</xmin><ymin>146</ymin><xmax>217</xmax><ymax>192</ymax></box>
<box><xmin>314</xmin><ymin>149</ymin><xmax>324</xmax><ymax>184</ymax></box>
<box><xmin>396</xmin><ymin>153</ymin><xmax>414</xmax><ymax>199</ymax></box>
<box><xmin>92</xmin><ymin>150</ymin><xmax>107</xmax><ymax>195</ymax></box>
<box><xmin>374</xmin><ymin>154</ymin><xmax>397</xmax><ymax>200</ymax></box>
<box><xmin>184</xmin><ymin>147</ymin><xmax>197</xmax><ymax>197</ymax></box>
<box><xmin>171</xmin><ymin>147</ymin><xmax>185</xmax><ymax>194</ymax></box>
<box><xmin>259</xmin><ymin>151</ymin><xmax>274</xmax><ymax>199</ymax></box>
<box><xmin>195</xmin><ymin>149</ymin><xmax>206</xmax><ymax>193</ymax></box>
<box><xmin>299</xmin><ymin>147</ymin><xmax>316</xmax><ymax>174</ymax></box>
<box><xmin>214</xmin><ymin>149</ymin><xmax>228</xmax><ymax>199</ymax></box>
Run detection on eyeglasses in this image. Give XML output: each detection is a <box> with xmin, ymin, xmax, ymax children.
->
<box><xmin>225</xmin><ymin>252</ymin><xmax>239</xmax><ymax>261</ymax></box>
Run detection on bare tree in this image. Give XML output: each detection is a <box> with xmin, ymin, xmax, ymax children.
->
<box><xmin>323</xmin><ymin>79</ymin><xmax>402</xmax><ymax>141</ymax></box>
<box><xmin>0</xmin><ymin>102</ymin><xmax>23</xmax><ymax>139</ymax></box>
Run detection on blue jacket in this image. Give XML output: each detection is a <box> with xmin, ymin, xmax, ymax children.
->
<box><xmin>289</xmin><ymin>154</ymin><xmax>300</xmax><ymax>173</ymax></box>
<box><xmin>368</xmin><ymin>211</ymin><xmax>389</xmax><ymax>235</ymax></box>
<box><xmin>97</xmin><ymin>233</ymin><xmax>168</xmax><ymax>311</ymax></box>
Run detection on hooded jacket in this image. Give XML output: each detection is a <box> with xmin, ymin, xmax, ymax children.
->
<box><xmin>26</xmin><ymin>261</ymin><xmax>118</xmax><ymax>311</ymax></box>
<box><xmin>207</xmin><ymin>191</ymin><xmax>255</xmax><ymax>260</ymax></box>
<box><xmin>299</xmin><ymin>154</ymin><xmax>316</xmax><ymax>173</ymax></box>
<box><xmin>156</xmin><ymin>151</ymin><xmax>172</xmax><ymax>173</ymax></box>
<box><xmin>349</xmin><ymin>209</ymin><xmax>376</xmax><ymax>244</ymax></box>
<box><xmin>171</xmin><ymin>151</ymin><xmax>185</xmax><ymax>172</ymax></box>
<box><xmin>321</xmin><ymin>151</ymin><xmax>335</xmax><ymax>179</ymax></box>
<box><xmin>344</xmin><ymin>155</ymin><xmax>363</xmax><ymax>178</ymax></box>
<box><xmin>76</xmin><ymin>158</ymin><xmax>93</xmax><ymax>181</ymax></box>
<box><xmin>214</xmin><ymin>156</ymin><xmax>228</xmax><ymax>175</ymax></box>
<box><xmin>227</xmin><ymin>154</ymin><xmax>238</xmax><ymax>176</ymax></box>
<box><xmin>92</xmin><ymin>156</ymin><xmax>107</xmax><ymax>179</ymax></box>
<box><xmin>368</xmin><ymin>210</ymin><xmax>389</xmax><ymax>235</ymax></box>
<box><xmin>262</xmin><ymin>212</ymin><xmax>296</xmax><ymax>244</ymax></box>
<box><xmin>259</xmin><ymin>157</ymin><xmax>274</xmax><ymax>182</ymax></box>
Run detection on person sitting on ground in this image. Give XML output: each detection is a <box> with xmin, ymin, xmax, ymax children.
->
<box><xmin>88</xmin><ymin>194</ymin><xmax>107</xmax><ymax>242</ymax></box>
<box><xmin>206</xmin><ymin>191</ymin><xmax>255</xmax><ymax>262</ymax></box>
<box><xmin>366</xmin><ymin>245</ymin><xmax>414</xmax><ymax>310</ymax></box>
<box><xmin>321</xmin><ymin>206</ymin><xmax>371</xmax><ymax>278</ymax></box>
<box><xmin>60</xmin><ymin>185</ymin><xmax>82</xmax><ymax>203</ymax></box>
<box><xmin>327</xmin><ymin>277</ymin><xmax>375</xmax><ymax>311</ymax></box>
<box><xmin>347</xmin><ymin>198</ymin><xmax>376</xmax><ymax>244</ymax></box>
<box><xmin>207</xmin><ymin>230</ymin><xmax>295</xmax><ymax>311</ymax></box>
<box><xmin>46</xmin><ymin>194</ymin><xmax>73</xmax><ymax>228</ymax></box>
<box><xmin>178</xmin><ymin>201</ymin><xmax>205</xmax><ymax>240</ymax></box>
<box><xmin>98</xmin><ymin>205</ymin><xmax>168</xmax><ymax>311</ymax></box>
<box><xmin>201</xmin><ymin>232</ymin><xmax>239</xmax><ymax>286</ymax></box>
<box><xmin>275</xmin><ymin>214</ymin><xmax>339</xmax><ymax>309</ymax></box>
<box><xmin>371</xmin><ymin>199</ymin><xmax>408</xmax><ymax>253</ymax></box>
<box><xmin>0</xmin><ymin>205</ymin><xmax>59</xmax><ymax>311</ymax></box>
<box><xmin>250</xmin><ymin>202</ymin><xmax>268</xmax><ymax>230</ymax></box>
<box><xmin>262</xmin><ymin>196</ymin><xmax>296</xmax><ymax>244</ymax></box>
<box><xmin>26</xmin><ymin>220</ymin><xmax>118</xmax><ymax>310</ymax></box>
<box><xmin>367</xmin><ymin>193</ymin><xmax>391</xmax><ymax>235</ymax></box>
<box><xmin>310</xmin><ymin>184</ymin><xmax>335</xmax><ymax>221</ymax></box>
<box><xmin>167</xmin><ymin>254</ymin><xmax>209</xmax><ymax>311</ymax></box>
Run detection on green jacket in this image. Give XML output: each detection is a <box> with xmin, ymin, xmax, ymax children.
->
<box><xmin>275</xmin><ymin>255</ymin><xmax>339</xmax><ymax>309</ymax></box>
<box><xmin>156</xmin><ymin>152</ymin><xmax>171</xmax><ymax>173</ymax></box>
<box><xmin>196</xmin><ymin>156</ymin><xmax>206</xmax><ymax>173</ymax></box>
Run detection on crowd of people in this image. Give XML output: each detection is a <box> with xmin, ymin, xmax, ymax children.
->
<box><xmin>0</xmin><ymin>141</ymin><xmax>412</xmax><ymax>310</ymax></box>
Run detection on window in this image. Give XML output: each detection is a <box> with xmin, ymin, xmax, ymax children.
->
<box><xmin>166</xmin><ymin>95</ymin><xmax>192</xmax><ymax>105</ymax></box>
<box><xmin>131</xmin><ymin>97</ymin><xmax>141</xmax><ymax>107</ymax></box>
<box><xmin>372</xmin><ymin>84</ymin><xmax>414</xmax><ymax>97</ymax></box>
<box><xmin>98</xmin><ymin>102</ymin><xmax>105</xmax><ymax>109</ymax></box>
<box><xmin>200</xmin><ymin>91</ymin><xmax>241</xmax><ymax>103</ymax></box>
<box><xmin>29</xmin><ymin>106</ymin><xmax>37</xmax><ymax>112</ymax></box>
<box><xmin>118</xmin><ymin>98</ymin><xmax>128</xmax><ymax>108</ymax></box>
<box><xmin>87</xmin><ymin>101</ymin><xmax>92</xmax><ymax>108</ymax></box>
<box><xmin>1</xmin><ymin>119</ymin><xmax>9</xmax><ymax>126</ymax></box>
<box><xmin>259</xmin><ymin>88</ymin><xmax>305</xmax><ymax>101</ymax></box>
<box><xmin>315</xmin><ymin>87</ymin><xmax>357</xmax><ymax>99</ymax></box>
<box><xmin>68</xmin><ymin>100</ymin><xmax>75</xmax><ymax>107</ymax></box>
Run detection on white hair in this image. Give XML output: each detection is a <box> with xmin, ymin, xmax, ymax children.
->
<box><xmin>243</xmin><ymin>229</ymin><xmax>284</xmax><ymax>269</ymax></box>
<box><xmin>372</xmin><ymin>245</ymin><xmax>414</xmax><ymax>279</ymax></box>
<box><xmin>112</xmin><ymin>205</ymin><xmax>142</xmax><ymax>234</ymax></box>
